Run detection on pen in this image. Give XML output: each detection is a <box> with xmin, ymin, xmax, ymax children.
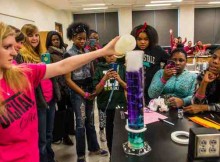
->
<box><xmin>210</xmin><ymin>113</ymin><xmax>215</xmax><ymax>119</ymax></box>
<box><xmin>159</xmin><ymin>118</ymin><xmax>175</xmax><ymax>126</ymax></box>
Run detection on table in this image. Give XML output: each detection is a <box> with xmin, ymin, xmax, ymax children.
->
<box><xmin>111</xmin><ymin>109</ymin><xmax>220</xmax><ymax>162</ymax></box>
<box><xmin>187</xmin><ymin>55</ymin><xmax>212</xmax><ymax>64</ymax></box>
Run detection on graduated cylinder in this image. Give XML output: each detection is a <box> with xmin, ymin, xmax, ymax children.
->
<box><xmin>126</xmin><ymin>50</ymin><xmax>145</xmax><ymax>150</ymax></box>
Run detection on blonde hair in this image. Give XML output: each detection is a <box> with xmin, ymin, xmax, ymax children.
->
<box><xmin>0</xmin><ymin>22</ymin><xmax>30</xmax><ymax>114</ymax></box>
<box><xmin>20</xmin><ymin>24</ymin><xmax>42</xmax><ymax>63</ymax></box>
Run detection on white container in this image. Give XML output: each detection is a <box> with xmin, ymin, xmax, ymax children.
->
<box><xmin>114</xmin><ymin>34</ymin><xmax>136</xmax><ymax>55</ymax></box>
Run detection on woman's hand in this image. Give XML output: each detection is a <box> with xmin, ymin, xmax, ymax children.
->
<box><xmin>112</xmin><ymin>71</ymin><xmax>122</xmax><ymax>82</ymax></box>
<box><xmin>87</xmin><ymin>92</ymin><xmax>97</xmax><ymax>100</ymax></box>
<box><xmin>169</xmin><ymin>29</ymin><xmax>173</xmax><ymax>34</ymax></box>
<box><xmin>163</xmin><ymin>66</ymin><xmax>177</xmax><ymax>81</ymax></box>
<box><xmin>203</xmin><ymin>71</ymin><xmax>218</xmax><ymax>83</ymax></box>
<box><xmin>83</xmin><ymin>92</ymin><xmax>96</xmax><ymax>100</ymax></box>
<box><xmin>168</xmin><ymin>97</ymin><xmax>184</xmax><ymax>108</ymax></box>
<box><xmin>183</xmin><ymin>104</ymin><xmax>208</xmax><ymax>114</ymax></box>
<box><xmin>102</xmin><ymin>36</ymin><xmax>120</xmax><ymax>56</ymax></box>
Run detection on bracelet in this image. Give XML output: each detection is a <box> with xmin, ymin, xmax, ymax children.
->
<box><xmin>160</xmin><ymin>77</ymin><xmax>167</xmax><ymax>84</ymax></box>
<box><xmin>195</xmin><ymin>92</ymin><xmax>205</xmax><ymax>99</ymax></box>
<box><xmin>84</xmin><ymin>92</ymin><xmax>90</xmax><ymax>99</ymax></box>
<box><xmin>100</xmin><ymin>79</ymin><xmax>106</xmax><ymax>86</ymax></box>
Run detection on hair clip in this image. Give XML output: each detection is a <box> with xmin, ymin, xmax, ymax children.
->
<box><xmin>136</xmin><ymin>22</ymin><xmax>147</xmax><ymax>36</ymax></box>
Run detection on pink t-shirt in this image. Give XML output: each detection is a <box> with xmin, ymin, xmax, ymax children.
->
<box><xmin>0</xmin><ymin>63</ymin><xmax>46</xmax><ymax>162</ymax></box>
<box><xmin>41</xmin><ymin>79</ymin><xmax>53</xmax><ymax>103</ymax></box>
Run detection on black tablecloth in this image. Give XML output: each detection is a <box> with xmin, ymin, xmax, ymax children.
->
<box><xmin>111</xmin><ymin>109</ymin><xmax>220</xmax><ymax>162</ymax></box>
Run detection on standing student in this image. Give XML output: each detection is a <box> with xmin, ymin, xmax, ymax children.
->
<box><xmin>85</xmin><ymin>29</ymin><xmax>104</xmax><ymax>72</ymax></box>
<box><xmin>18</xmin><ymin>24</ymin><xmax>61</xmax><ymax>162</ymax></box>
<box><xmin>64</xmin><ymin>22</ymin><xmax>108</xmax><ymax>162</ymax></box>
<box><xmin>8</xmin><ymin>25</ymin><xmax>25</xmax><ymax>55</ymax></box>
<box><xmin>0</xmin><ymin>21</ymin><xmax>119</xmax><ymax>162</ymax></box>
<box><xmin>45</xmin><ymin>31</ymin><xmax>74</xmax><ymax>145</ymax></box>
<box><xmin>93</xmin><ymin>55</ymin><xmax>127</xmax><ymax>154</ymax></box>
<box><xmin>85</xmin><ymin>29</ymin><xmax>102</xmax><ymax>52</ymax></box>
<box><xmin>86</xmin><ymin>29</ymin><xmax>106</xmax><ymax>142</ymax></box>
<box><xmin>131</xmin><ymin>22</ymin><xmax>170</xmax><ymax>105</ymax></box>
<box><xmin>170</xmin><ymin>29</ymin><xmax>187</xmax><ymax>50</ymax></box>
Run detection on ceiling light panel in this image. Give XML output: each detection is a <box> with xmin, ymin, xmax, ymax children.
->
<box><xmin>208</xmin><ymin>1</ymin><xmax>220</xmax><ymax>4</ymax></box>
<box><xmin>151</xmin><ymin>0</ymin><xmax>182</xmax><ymax>3</ymax></box>
<box><xmin>145</xmin><ymin>3</ymin><xmax>172</xmax><ymax>6</ymax></box>
<box><xmin>83</xmin><ymin>7</ymin><xmax>108</xmax><ymax>10</ymax></box>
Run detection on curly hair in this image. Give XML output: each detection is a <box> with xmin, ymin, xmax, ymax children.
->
<box><xmin>131</xmin><ymin>24</ymin><xmax>158</xmax><ymax>49</ymax></box>
<box><xmin>66</xmin><ymin>22</ymin><xmax>89</xmax><ymax>40</ymax></box>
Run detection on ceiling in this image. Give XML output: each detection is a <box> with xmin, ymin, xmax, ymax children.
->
<box><xmin>37</xmin><ymin>0</ymin><xmax>220</xmax><ymax>13</ymax></box>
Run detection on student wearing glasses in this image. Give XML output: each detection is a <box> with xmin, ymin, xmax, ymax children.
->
<box><xmin>148</xmin><ymin>48</ymin><xmax>197</xmax><ymax>108</ymax></box>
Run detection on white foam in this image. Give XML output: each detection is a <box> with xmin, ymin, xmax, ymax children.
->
<box><xmin>126</xmin><ymin>50</ymin><xmax>144</xmax><ymax>72</ymax></box>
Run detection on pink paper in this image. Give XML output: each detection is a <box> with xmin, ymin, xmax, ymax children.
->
<box><xmin>144</xmin><ymin>111</ymin><xmax>167</xmax><ymax>124</ymax></box>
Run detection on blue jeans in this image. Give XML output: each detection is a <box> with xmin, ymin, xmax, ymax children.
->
<box><xmin>70</xmin><ymin>90</ymin><xmax>100</xmax><ymax>157</ymax></box>
<box><xmin>38</xmin><ymin>99</ymin><xmax>56</xmax><ymax>162</ymax></box>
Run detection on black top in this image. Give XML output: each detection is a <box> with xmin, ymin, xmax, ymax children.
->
<box><xmin>136</xmin><ymin>45</ymin><xmax>170</xmax><ymax>104</ymax></box>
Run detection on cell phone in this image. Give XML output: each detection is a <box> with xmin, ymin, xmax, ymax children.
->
<box><xmin>41</xmin><ymin>53</ymin><xmax>51</xmax><ymax>64</ymax></box>
<box><xmin>166</xmin><ymin>60</ymin><xmax>176</xmax><ymax>68</ymax></box>
<box><xmin>109</xmin><ymin>63</ymin><xmax>118</xmax><ymax>71</ymax></box>
<box><xmin>89</xmin><ymin>39</ymin><xmax>96</xmax><ymax>47</ymax></box>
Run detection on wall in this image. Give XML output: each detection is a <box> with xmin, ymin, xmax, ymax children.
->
<box><xmin>74</xmin><ymin>12</ymin><xmax>119</xmax><ymax>45</ymax></box>
<box><xmin>179</xmin><ymin>5</ymin><xmax>195</xmax><ymax>44</ymax></box>
<box><xmin>132</xmin><ymin>9</ymin><xmax>178</xmax><ymax>46</ymax></box>
<box><xmin>0</xmin><ymin>0</ymin><xmax>73</xmax><ymax>46</ymax></box>
<box><xmin>195</xmin><ymin>8</ymin><xmax>220</xmax><ymax>44</ymax></box>
<box><xmin>118</xmin><ymin>8</ymin><xmax>132</xmax><ymax>35</ymax></box>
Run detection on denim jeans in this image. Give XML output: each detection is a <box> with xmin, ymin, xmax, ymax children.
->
<box><xmin>38</xmin><ymin>99</ymin><xmax>56</xmax><ymax>162</ymax></box>
<box><xmin>69</xmin><ymin>90</ymin><xmax>100</xmax><ymax>157</ymax></box>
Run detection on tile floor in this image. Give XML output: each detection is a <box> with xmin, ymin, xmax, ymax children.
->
<box><xmin>52</xmin><ymin>106</ymin><xmax>110</xmax><ymax>162</ymax></box>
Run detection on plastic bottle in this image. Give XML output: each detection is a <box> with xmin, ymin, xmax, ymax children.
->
<box><xmin>114</xmin><ymin>34</ymin><xmax>136</xmax><ymax>55</ymax></box>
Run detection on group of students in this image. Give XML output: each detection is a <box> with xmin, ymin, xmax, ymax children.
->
<box><xmin>170</xmin><ymin>29</ymin><xmax>212</xmax><ymax>55</ymax></box>
<box><xmin>0</xmin><ymin>20</ymin><xmax>220</xmax><ymax>162</ymax></box>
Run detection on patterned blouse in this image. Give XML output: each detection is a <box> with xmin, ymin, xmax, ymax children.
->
<box><xmin>192</xmin><ymin>71</ymin><xmax>220</xmax><ymax>112</ymax></box>
<box><xmin>148</xmin><ymin>69</ymin><xmax>197</xmax><ymax>106</ymax></box>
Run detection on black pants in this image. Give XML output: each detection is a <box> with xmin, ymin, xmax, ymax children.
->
<box><xmin>53</xmin><ymin>96</ymin><xmax>75</xmax><ymax>141</ymax></box>
<box><xmin>105</xmin><ymin>109</ymin><xmax>116</xmax><ymax>154</ymax></box>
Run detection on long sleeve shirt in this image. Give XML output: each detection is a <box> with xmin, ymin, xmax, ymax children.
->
<box><xmin>192</xmin><ymin>72</ymin><xmax>220</xmax><ymax>112</ymax></box>
<box><xmin>148</xmin><ymin>69</ymin><xmax>197</xmax><ymax>106</ymax></box>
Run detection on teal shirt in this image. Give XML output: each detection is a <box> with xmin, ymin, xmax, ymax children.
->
<box><xmin>148</xmin><ymin>69</ymin><xmax>197</xmax><ymax>106</ymax></box>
